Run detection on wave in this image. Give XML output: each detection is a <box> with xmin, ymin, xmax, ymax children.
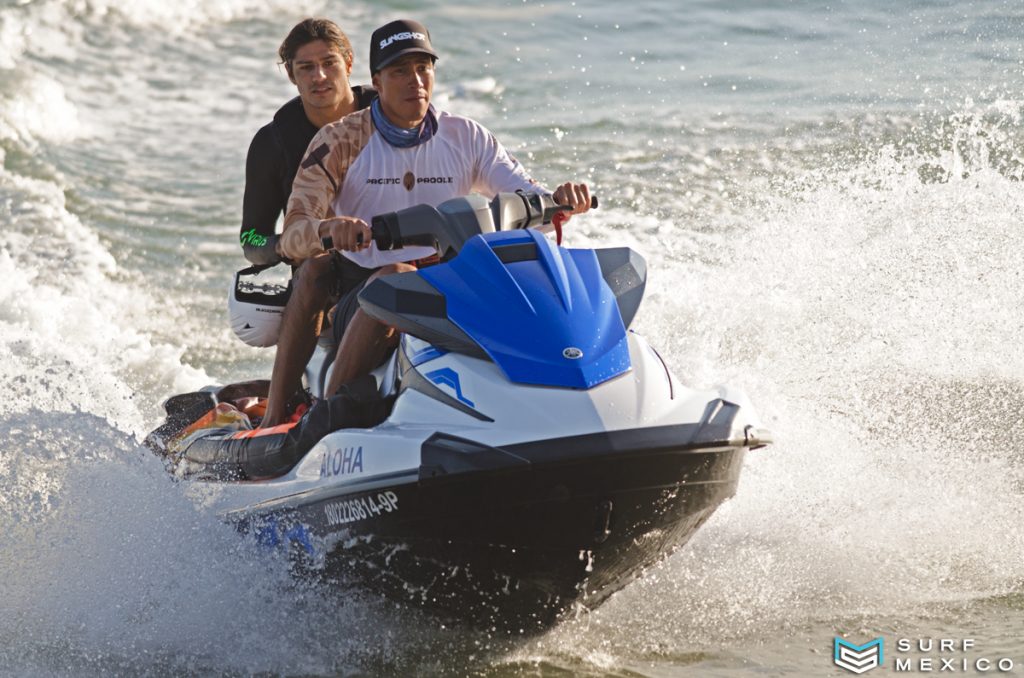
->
<box><xmin>526</xmin><ymin>97</ymin><xmax>1024</xmax><ymax>668</ymax></box>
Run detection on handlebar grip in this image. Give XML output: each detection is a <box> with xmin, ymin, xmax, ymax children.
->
<box><xmin>320</xmin><ymin>232</ymin><xmax>367</xmax><ymax>251</ymax></box>
<box><xmin>370</xmin><ymin>213</ymin><xmax>398</xmax><ymax>251</ymax></box>
<box><xmin>554</xmin><ymin>195</ymin><xmax>599</xmax><ymax>211</ymax></box>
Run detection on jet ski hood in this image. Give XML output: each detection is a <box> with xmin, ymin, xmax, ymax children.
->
<box><xmin>419</xmin><ymin>229</ymin><xmax>630</xmax><ymax>389</ymax></box>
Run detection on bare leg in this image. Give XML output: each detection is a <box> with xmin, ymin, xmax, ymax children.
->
<box><xmin>324</xmin><ymin>309</ymin><xmax>400</xmax><ymax>397</ymax></box>
<box><xmin>324</xmin><ymin>263</ymin><xmax>414</xmax><ymax>397</ymax></box>
<box><xmin>262</xmin><ymin>254</ymin><xmax>335</xmax><ymax>427</ymax></box>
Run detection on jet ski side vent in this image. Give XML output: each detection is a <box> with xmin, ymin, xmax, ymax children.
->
<box><xmin>359</xmin><ymin>272</ymin><xmax>489</xmax><ymax>359</ymax></box>
<box><xmin>593</xmin><ymin>247</ymin><xmax>647</xmax><ymax>330</ymax></box>
<box><xmin>419</xmin><ymin>433</ymin><xmax>530</xmax><ymax>479</ymax></box>
<box><xmin>492</xmin><ymin>242</ymin><xmax>538</xmax><ymax>264</ymax></box>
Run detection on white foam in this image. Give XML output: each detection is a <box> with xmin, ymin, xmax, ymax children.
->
<box><xmin>0</xmin><ymin>161</ymin><xmax>210</xmax><ymax>433</ymax></box>
<box><xmin>0</xmin><ymin>10</ymin><xmax>29</xmax><ymax>69</ymax></box>
<box><xmin>490</xmin><ymin>106</ymin><xmax>1024</xmax><ymax>671</ymax></box>
<box><xmin>553</xmin><ymin>101</ymin><xmax>1024</xmax><ymax>653</ymax></box>
<box><xmin>0</xmin><ymin>72</ymin><xmax>82</xmax><ymax>144</ymax></box>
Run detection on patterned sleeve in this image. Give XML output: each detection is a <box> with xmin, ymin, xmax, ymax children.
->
<box><xmin>279</xmin><ymin>110</ymin><xmax>374</xmax><ymax>262</ymax></box>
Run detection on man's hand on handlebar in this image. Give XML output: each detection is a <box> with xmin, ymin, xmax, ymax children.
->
<box><xmin>552</xmin><ymin>182</ymin><xmax>592</xmax><ymax>222</ymax></box>
<box><xmin>319</xmin><ymin>216</ymin><xmax>372</xmax><ymax>252</ymax></box>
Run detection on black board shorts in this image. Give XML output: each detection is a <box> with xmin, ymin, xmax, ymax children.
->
<box><xmin>328</xmin><ymin>252</ymin><xmax>377</xmax><ymax>345</ymax></box>
<box><xmin>325</xmin><ymin>250</ymin><xmax>439</xmax><ymax>345</ymax></box>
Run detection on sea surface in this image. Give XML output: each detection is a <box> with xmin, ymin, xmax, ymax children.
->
<box><xmin>1</xmin><ymin>0</ymin><xmax>1023</xmax><ymax>675</ymax></box>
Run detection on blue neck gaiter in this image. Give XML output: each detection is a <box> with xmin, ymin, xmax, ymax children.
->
<box><xmin>371</xmin><ymin>98</ymin><xmax>438</xmax><ymax>148</ymax></box>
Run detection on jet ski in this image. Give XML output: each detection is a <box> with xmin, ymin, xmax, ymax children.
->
<box><xmin>146</xmin><ymin>191</ymin><xmax>773</xmax><ymax>632</ymax></box>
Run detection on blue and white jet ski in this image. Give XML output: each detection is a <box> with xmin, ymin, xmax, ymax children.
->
<box><xmin>146</xmin><ymin>191</ymin><xmax>772</xmax><ymax>631</ymax></box>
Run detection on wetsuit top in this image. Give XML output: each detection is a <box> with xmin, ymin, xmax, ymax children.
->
<box><xmin>240</xmin><ymin>86</ymin><xmax>377</xmax><ymax>266</ymax></box>
<box><xmin>280</xmin><ymin>108</ymin><xmax>547</xmax><ymax>268</ymax></box>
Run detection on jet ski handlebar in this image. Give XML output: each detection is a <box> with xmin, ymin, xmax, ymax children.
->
<box><xmin>321</xmin><ymin>191</ymin><xmax>597</xmax><ymax>257</ymax></box>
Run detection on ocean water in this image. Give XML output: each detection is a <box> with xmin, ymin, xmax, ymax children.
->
<box><xmin>1</xmin><ymin>0</ymin><xmax>1022</xmax><ymax>675</ymax></box>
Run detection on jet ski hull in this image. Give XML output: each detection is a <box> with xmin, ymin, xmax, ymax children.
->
<box><xmin>233</xmin><ymin>426</ymin><xmax>748</xmax><ymax>631</ymax></box>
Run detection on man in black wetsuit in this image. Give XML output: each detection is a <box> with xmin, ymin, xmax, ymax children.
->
<box><xmin>240</xmin><ymin>18</ymin><xmax>376</xmax><ymax>266</ymax></box>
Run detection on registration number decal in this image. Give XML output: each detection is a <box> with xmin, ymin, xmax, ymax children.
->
<box><xmin>324</xmin><ymin>490</ymin><xmax>399</xmax><ymax>527</ymax></box>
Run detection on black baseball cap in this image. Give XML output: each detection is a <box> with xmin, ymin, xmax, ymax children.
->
<box><xmin>369</xmin><ymin>19</ymin><xmax>438</xmax><ymax>73</ymax></box>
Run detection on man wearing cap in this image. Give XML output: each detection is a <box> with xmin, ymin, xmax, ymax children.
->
<box><xmin>239</xmin><ymin>18</ymin><xmax>376</xmax><ymax>267</ymax></box>
<box><xmin>260</xmin><ymin>18</ymin><xmax>592</xmax><ymax>427</ymax></box>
